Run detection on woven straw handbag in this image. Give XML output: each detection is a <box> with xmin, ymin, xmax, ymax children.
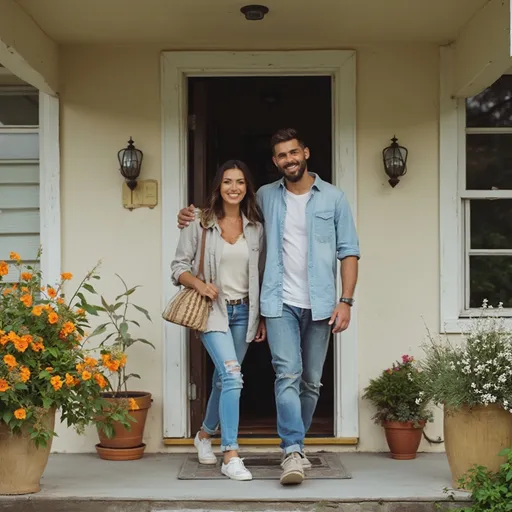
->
<box><xmin>162</xmin><ymin>228</ymin><xmax>211</xmax><ymax>332</ymax></box>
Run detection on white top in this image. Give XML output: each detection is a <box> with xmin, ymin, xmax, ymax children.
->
<box><xmin>218</xmin><ymin>235</ymin><xmax>250</xmax><ymax>301</ymax></box>
<box><xmin>282</xmin><ymin>189</ymin><xmax>311</xmax><ymax>309</ymax></box>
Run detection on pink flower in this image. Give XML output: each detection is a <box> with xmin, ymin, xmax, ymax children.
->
<box><xmin>402</xmin><ymin>354</ymin><xmax>414</xmax><ymax>364</ymax></box>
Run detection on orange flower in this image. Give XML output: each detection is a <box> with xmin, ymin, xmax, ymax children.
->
<box><xmin>128</xmin><ymin>398</ymin><xmax>139</xmax><ymax>411</ymax></box>
<box><xmin>0</xmin><ymin>334</ymin><xmax>7</xmax><ymax>346</ymax></box>
<box><xmin>61</xmin><ymin>272</ymin><xmax>73</xmax><ymax>280</ymax></box>
<box><xmin>48</xmin><ymin>312</ymin><xmax>59</xmax><ymax>324</ymax></box>
<box><xmin>32</xmin><ymin>306</ymin><xmax>43</xmax><ymax>316</ymax></box>
<box><xmin>84</xmin><ymin>357</ymin><xmax>97</xmax><ymax>368</ymax></box>
<box><xmin>45</xmin><ymin>367</ymin><xmax>54</xmax><ymax>373</ymax></box>
<box><xmin>50</xmin><ymin>375</ymin><xmax>63</xmax><ymax>391</ymax></box>
<box><xmin>2</xmin><ymin>287</ymin><xmax>12</xmax><ymax>296</ymax></box>
<box><xmin>20</xmin><ymin>294</ymin><xmax>33</xmax><ymax>307</ymax></box>
<box><xmin>0</xmin><ymin>379</ymin><xmax>10</xmax><ymax>392</ymax></box>
<box><xmin>40</xmin><ymin>286</ymin><xmax>46</xmax><ymax>292</ymax></box>
<box><xmin>19</xmin><ymin>366</ymin><xmax>30</xmax><ymax>383</ymax></box>
<box><xmin>61</xmin><ymin>322</ymin><xmax>76</xmax><ymax>336</ymax></box>
<box><xmin>47</xmin><ymin>287</ymin><xmax>57</xmax><ymax>299</ymax></box>
<box><xmin>13</xmin><ymin>335</ymin><xmax>30</xmax><ymax>353</ymax></box>
<box><xmin>3</xmin><ymin>354</ymin><xmax>17</xmax><ymax>369</ymax></box>
<box><xmin>9</xmin><ymin>252</ymin><xmax>20</xmax><ymax>261</ymax></box>
<box><xmin>21</xmin><ymin>272</ymin><xmax>33</xmax><ymax>281</ymax></box>
<box><xmin>93</xmin><ymin>373</ymin><xmax>107</xmax><ymax>389</ymax></box>
<box><xmin>14</xmin><ymin>408</ymin><xmax>26</xmax><ymax>420</ymax></box>
<box><xmin>43</xmin><ymin>304</ymin><xmax>53</xmax><ymax>312</ymax></box>
<box><xmin>81</xmin><ymin>370</ymin><xmax>92</xmax><ymax>381</ymax></box>
<box><xmin>77</xmin><ymin>308</ymin><xmax>85</xmax><ymax>316</ymax></box>
<box><xmin>57</xmin><ymin>298</ymin><xmax>64</xmax><ymax>305</ymax></box>
<box><xmin>65</xmin><ymin>373</ymin><xmax>75</xmax><ymax>387</ymax></box>
<box><xmin>0</xmin><ymin>261</ymin><xmax>8</xmax><ymax>276</ymax></box>
<box><xmin>31</xmin><ymin>341</ymin><xmax>45</xmax><ymax>352</ymax></box>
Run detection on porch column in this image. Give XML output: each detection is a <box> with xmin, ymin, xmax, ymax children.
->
<box><xmin>452</xmin><ymin>0</ymin><xmax>512</xmax><ymax>98</ymax></box>
<box><xmin>0</xmin><ymin>0</ymin><xmax>59</xmax><ymax>95</ymax></box>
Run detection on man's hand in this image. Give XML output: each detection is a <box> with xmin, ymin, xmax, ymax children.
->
<box><xmin>177</xmin><ymin>204</ymin><xmax>196</xmax><ymax>229</ymax></box>
<box><xmin>194</xmin><ymin>281</ymin><xmax>219</xmax><ymax>301</ymax></box>
<box><xmin>254</xmin><ymin>318</ymin><xmax>267</xmax><ymax>342</ymax></box>
<box><xmin>329</xmin><ymin>303</ymin><xmax>351</xmax><ymax>333</ymax></box>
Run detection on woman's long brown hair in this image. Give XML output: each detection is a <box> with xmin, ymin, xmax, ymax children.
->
<box><xmin>200</xmin><ymin>160</ymin><xmax>262</xmax><ymax>226</ymax></box>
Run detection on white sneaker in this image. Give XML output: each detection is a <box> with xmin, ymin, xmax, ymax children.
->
<box><xmin>194</xmin><ymin>432</ymin><xmax>217</xmax><ymax>465</ymax></box>
<box><xmin>280</xmin><ymin>452</ymin><xmax>305</xmax><ymax>485</ymax></box>
<box><xmin>221</xmin><ymin>457</ymin><xmax>253</xmax><ymax>481</ymax></box>
<box><xmin>301</xmin><ymin>452</ymin><xmax>312</xmax><ymax>469</ymax></box>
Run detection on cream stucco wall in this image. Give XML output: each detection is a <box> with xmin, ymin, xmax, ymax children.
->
<box><xmin>54</xmin><ymin>43</ymin><xmax>443</xmax><ymax>453</ymax></box>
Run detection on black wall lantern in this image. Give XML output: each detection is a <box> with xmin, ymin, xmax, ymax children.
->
<box><xmin>118</xmin><ymin>137</ymin><xmax>143</xmax><ymax>190</ymax></box>
<box><xmin>382</xmin><ymin>136</ymin><xmax>408</xmax><ymax>188</ymax></box>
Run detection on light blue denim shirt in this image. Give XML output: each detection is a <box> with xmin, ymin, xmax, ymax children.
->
<box><xmin>256</xmin><ymin>173</ymin><xmax>360</xmax><ymax>321</ymax></box>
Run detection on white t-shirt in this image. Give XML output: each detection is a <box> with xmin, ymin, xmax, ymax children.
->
<box><xmin>218</xmin><ymin>235</ymin><xmax>249</xmax><ymax>301</ymax></box>
<box><xmin>282</xmin><ymin>189</ymin><xmax>311</xmax><ymax>309</ymax></box>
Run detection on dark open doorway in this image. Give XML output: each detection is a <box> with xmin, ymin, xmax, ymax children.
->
<box><xmin>187</xmin><ymin>75</ymin><xmax>334</xmax><ymax>436</ymax></box>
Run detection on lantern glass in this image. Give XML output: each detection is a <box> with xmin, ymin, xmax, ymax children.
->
<box><xmin>118</xmin><ymin>137</ymin><xmax>143</xmax><ymax>181</ymax></box>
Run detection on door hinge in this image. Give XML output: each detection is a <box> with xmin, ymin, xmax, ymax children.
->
<box><xmin>188</xmin><ymin>382</ymin><xmax>197</xmax><ymax>401</ymax></box>
<box><xmin>188</xmin><ymin>114</ymin><xmax>197</xmax><ymax>131</ymax></box>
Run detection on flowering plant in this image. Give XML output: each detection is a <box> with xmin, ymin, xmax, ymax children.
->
<box><xmin>0</xmin><ymin>252</ymin><xmax>131</xmax><ymax>447</ymax></box>
<box><xmin>362</xmin><ymin>354</ymin><xmax>433</xmax><ymax>425</ymax></box>
<box><xmin>421</xmin><ymin>301</ymin><xmax>512</xmax><ymax>412</ymax></box>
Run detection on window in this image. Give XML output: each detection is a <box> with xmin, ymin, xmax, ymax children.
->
<box><xmin>463</xmin><ymin>76</ymin><xmax>512</xmax><ymax>311</ymax></box>
<box><xmin>0</xmin><ymin>86</ymin><xmax>40</xmax><ymax>282</ymax></box>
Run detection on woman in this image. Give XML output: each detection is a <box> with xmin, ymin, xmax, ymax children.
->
<box><xmin>171</xmin><ymin>160</ymin><xmax>266</xmax><ymax>481</ymax></box>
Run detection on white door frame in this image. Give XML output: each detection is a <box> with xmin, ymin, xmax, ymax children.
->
<box><xmin>161</xmin><ymin>50</ymin><xmax>358</xmax><ymax>439</ymax></box>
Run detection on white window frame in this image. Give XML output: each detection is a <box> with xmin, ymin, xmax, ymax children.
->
<box><xmin>440</xmin><ymin>47</ymin><xmax>512</xmax><ymax>333</ymax></box>
<box><xmin>0</xmin><ymin>88</ymin><xmax>59</xmax><ymax>283</ymax></box>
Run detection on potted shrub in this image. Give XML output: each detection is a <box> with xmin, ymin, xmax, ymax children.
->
<box><xmin>363</xmin><ymin>354</ymin><xmax>433</xmax><ymax>460</ymax></box>
<box><xmin>0</xmin><ymin>252</ymin><xmax>131</xmax><ymax>494</ymax></box>
<box><xmin>421</xmin><ymin>300</ymin><xmax>512</xmax><ymax>489</ymax></box>
<box><xmin>88</xmin><ymin>274</ymin><xmax>154</xmax><ymax>461</ymax></box>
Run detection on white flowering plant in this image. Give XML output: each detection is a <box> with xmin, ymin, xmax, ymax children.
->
<box><xmin>362</xmin><ymin>354</ymin><xmax>433</xmax><ymax>425</ymax></box>
<box><xmin>421</xmin><ymin>301</ymin><xmax>512</xmax><ymax>412</ymax></box>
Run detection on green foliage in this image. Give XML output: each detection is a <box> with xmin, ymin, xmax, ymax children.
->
<box><xmin>458</xmin><ymin>448</ymin><xmax>512</xmax><ymax>512</ymax></box>
<box><xmin>362</xmin><ymin>354</ymin><xmax>433</xmax><ymax>425</ymax></box>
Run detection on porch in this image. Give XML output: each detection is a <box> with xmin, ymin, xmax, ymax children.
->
<box><xmin>0</xmin><ymin>452</ymin><xmax>469</xmax><ymax>512</ymax></box>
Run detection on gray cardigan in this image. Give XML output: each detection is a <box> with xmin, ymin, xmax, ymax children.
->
<box><xmin>171</xmin><ymin>214</ymin><xmax>265</xmax><ymax>342</ymax></box>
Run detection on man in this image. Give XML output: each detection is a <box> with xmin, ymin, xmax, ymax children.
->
<box><xmin>178</xmin><ymin>128</ymin><xmax>360</xmax><ymax>485</ymax></box>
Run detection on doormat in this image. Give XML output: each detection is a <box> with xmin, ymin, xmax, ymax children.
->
<box><xmin>178</xmin><ymin>452</ymin><xmax>351</xmax><ymax>480</ymax></box>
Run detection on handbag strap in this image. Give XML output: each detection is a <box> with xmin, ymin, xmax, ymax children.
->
<box><xmin>196</xmin><ymin>227</ymin><xmax>208</xmax><ymax>281</ymax></box>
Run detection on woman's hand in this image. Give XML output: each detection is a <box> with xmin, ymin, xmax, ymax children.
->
<box><xmin>194</xmin><ymin>280</ymin><xmax>219</xmax><ymax>301</ymax></box>
<box><xmin>254</xmin><ymin>318</ymin><xmax>267</xmax><ymax>342</ymax></box>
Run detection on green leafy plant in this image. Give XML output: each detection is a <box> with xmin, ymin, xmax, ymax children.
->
<box><xmin>457</xmin><ymin>448</ymin><xmax>512</xmax><ymax>512</ymax></box>
<box><xmin>362</xmin><ymin>354</ymin><xmax>433</xmax><ymax>425</ymax></box>
<box><xmin>0</xmin><ymin>252</ymin><xmax>132</xmax><ymax>447</ymax></box>
<box><xmin>421</xmin><ymin>302</ymin><xmax>512</xmax><ymax>412</ymax></box>
<box><xmin>88</xmin><ymin>274</ymin><xmax>154</xmax><ymax>397</ymax></box>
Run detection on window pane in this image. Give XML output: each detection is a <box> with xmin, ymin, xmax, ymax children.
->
<box><xmin>466</xmin><ymin>134</ymin><xmax>512</xmax><ymax>189</ymax></box>
<box><xmin>469</xmin><ymin>256</ymin><xmax>512</xmax><ymax>308</ymax></box>
<box><xmin>0</xmin><ymin>93</ymin><xmax>38</xmax><ymax>126</ymax></box>
<box><xmin>0</xmin><ymin>132</ymin><xmax>38</xmax><ymax>160</ymax></box>
<box><xmin>470</xmin><ymin>199</ymin><xmax>512</xmax><ymax>249</ymax></box>
<box><xmin>466</xmin><ymin>75</ymin><xmax>512</xmax><ymax>128</ymax></box>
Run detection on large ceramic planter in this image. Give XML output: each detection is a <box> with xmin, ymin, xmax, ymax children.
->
<box><xmin>0</xmin><ymin>408</ymin><xmax>56</xmax><ymax>495</ymax></box>
<box><xmin>383</xmin><ymin>420</ymin><xmax>425</xmax><ymax>460</ymax></box>
<box><xmin>96</xmin><ymin>391</ymin><xmax>151</xmax><ymax>461</ymax></box>
<box><xmin>444</xmin><ymin>404</ymin><xmax>512</xmax><ymax>489</ymax></box>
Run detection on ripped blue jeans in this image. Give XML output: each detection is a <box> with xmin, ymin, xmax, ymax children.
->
<box><xmin>200</xmin><ymin>303</ymin><xmax>250</xmax><ymax>452</ymax></box>
<box><xmin>266</xmin><ymin>304</ymin><xmax>331</xmax><ymax>455</ymax></box>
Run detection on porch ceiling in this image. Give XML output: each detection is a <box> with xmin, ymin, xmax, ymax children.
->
<box><xmin>16</xmin><ymin>0</ymin><xmax>488</xmax><ymax>46</ymax></box>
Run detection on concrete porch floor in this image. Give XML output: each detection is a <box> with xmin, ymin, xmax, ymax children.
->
<box><xmin>0</xmin><ymin>452</ymin><xmax>470</xmax><ymax>512</ymax></box>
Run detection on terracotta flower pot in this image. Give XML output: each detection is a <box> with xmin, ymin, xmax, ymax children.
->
<box><xmin>383</xmin><ymin>420</ymin><xmax>425</xmax><ymax>460</ymax></box>
<box><xmin>96</xmin><ymin>391</ymin><xmax>151</xmax><ymax>460</ymax></box>
<box><xmin>0</xmin><ymin>408</ymin><xmax>56</xmax><ymax>495</ymax></box>
<box><xmin>444</xmin><ymin>404</ymin><xmax>512</xmax><ymax>489</ymax></box>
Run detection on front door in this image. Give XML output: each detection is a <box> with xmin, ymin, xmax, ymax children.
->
<box><xmin>187</xmin><ymin>75</ymin><xmax>334</xmax><ymax>436</ymax></box>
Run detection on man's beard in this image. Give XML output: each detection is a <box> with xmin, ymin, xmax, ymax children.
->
<box><xmin>278</xmin><ymin>159</ymin><xmax>308</xmax><ymax>183</ymax></box>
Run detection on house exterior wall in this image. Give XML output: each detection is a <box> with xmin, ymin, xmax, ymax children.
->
<box><xmin>52</xmin><ymin>43</ymin><xmax>443</xmax><ymax>453</ymax></box>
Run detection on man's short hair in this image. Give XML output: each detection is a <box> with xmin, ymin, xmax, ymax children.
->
<box><xmin>270</xmin><ymin>128</ymin><xmax>305</xmax><ymax>153</ymax></box>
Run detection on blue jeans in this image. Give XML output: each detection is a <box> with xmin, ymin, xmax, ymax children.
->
<box><xmin>266</xmin><ymin>304</ymin><xmax>331</xmax><ymax>455</ymax></box>
<box><xmin>200</xmin><ymin>303</ymin><xmax>250</xmax><ymax>452</ymax></box>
